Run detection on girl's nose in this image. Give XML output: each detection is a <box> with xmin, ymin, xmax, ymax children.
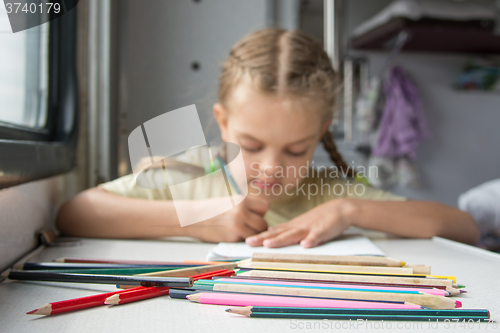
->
<box><xmin>260</xmin><ymin>154</ymin><xmax>282</xmax><ymax>178</ymax></box>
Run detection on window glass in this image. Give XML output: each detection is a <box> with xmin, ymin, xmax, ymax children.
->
<box><xmin>0</xmin><ymin>5</ymin><xmax>49</xmax><ymax>128</ymax></box>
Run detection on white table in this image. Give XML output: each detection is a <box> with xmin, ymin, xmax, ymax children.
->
<box><xmin>1</xmin><ymin>236</ymin><xmax>499</xmax><ymax>333</ymax></box>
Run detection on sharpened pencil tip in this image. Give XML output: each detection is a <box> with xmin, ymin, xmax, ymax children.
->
<box><xmin>455</xmin><ymin>300</ymin><xmax>462</xmax><ymax>308</ymax></box>
<box><xmin>225</xmin><ymin>309</ymin><xmax>231</xmax><ymax>312</ymax></box>
<box><xmin>460</xmin><ymin>290</ymin><xmax>467</xmax><ymax>294</ymax></box>
<box><xmin>26</xmin><ymin>309</ymin><xmax>38</xmax><ymax>315</ymax></box>
<box><xmin>400</xmin><ymin>261</ymin><xmax>406</xmax><ymax>266</ymax></box>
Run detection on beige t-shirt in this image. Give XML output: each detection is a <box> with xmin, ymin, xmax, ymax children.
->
<box><xmin>100</xmin><ymin>150</ymin><xmax>405</xmax><ymax>227</ymax></box>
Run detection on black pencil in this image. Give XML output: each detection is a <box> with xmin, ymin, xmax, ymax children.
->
<box><xmin>8</xmin><ymin>270</ymin><xmax>192</xmax><ymax>287</ymax></box>
<box><xmin>169</xmin><ymin>288</ymin><xmax>199</xmax><ymax>299</ymax></box>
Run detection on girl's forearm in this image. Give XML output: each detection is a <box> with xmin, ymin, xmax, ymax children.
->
<box><xmin>56</xmin><ymin>187</ymin><xmax>186</xmax><ymax>239</ymax></box>
<box><xmin>342</xmin><ymin>199</ymin><xmax>480</xmax><ymax>245</ymax></box>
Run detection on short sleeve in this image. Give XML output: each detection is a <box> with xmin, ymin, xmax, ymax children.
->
<box><xmin>98</xmin><ymin>146</ymin><xmax>214</xmax><ymax>201</ymax></box>
<box><xmin>346</xmin><ymin>181</ymin><xmax>407</xmax><ymax>201</ymax></box>
<box><xmin>98</xmin><ymin>170</ymin><xmax>172</xmax><ymax>201</ymax></box>
<box><xmin>308</xmin><ymin>168</ymin><xmax>406</xmax><ymax>202</ymax></box>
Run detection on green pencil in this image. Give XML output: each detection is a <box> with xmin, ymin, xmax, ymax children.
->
<box><xmin>31</xmin><ymin>267</ymin><xmax>185</xmax><ymax>276</ymax></box>
<box><xmin>227</xmin><ymin>306</ymin><xmax>491</xmax><ymax>321</ymax></box>
<box><xmin>230</xmin><ymin>306</ymin><xmax>490</xmax><ymax>317</ymax></box>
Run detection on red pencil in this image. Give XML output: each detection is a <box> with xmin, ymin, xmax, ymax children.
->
<box><xmin>191</xmin><ymin>269</ymin><xmax>235</xmax><ymax>281</ymax></box>
<box><xmin>105</xmin><ymin>287</ymin><xmax>171</xmax><ymax>305</ymax></box>
<box><xmin>27</xmin><ymin>269</ymin><xmax>236</xmax><ymax>315</ymax></box>
<box><xmin>105</xmin><ymin>269</ymin><xmax>236</xmax><ymax>306</ymax></box>
<box><xmin>26</xmin><ymin>287</ymin><xmax>144</xmax><ymax>315</ymax></box>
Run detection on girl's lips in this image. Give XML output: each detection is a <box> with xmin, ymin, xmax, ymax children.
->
<box><xmin>251</xmin><ymin>179</ymin><xmax>278</xmax><ymax>189</ymax></box>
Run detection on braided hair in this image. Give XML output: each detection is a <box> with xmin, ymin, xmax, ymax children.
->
<box><xmin>219</xmin><ymin>28</ymin><xmax>354</xmax><ymax>178</ymax></box>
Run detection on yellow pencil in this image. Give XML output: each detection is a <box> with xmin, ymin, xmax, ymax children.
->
<box><xmin>251</xmin><ymin>253</ymin><xmax>406</xmax><ymax>267</ymax></box>
<box><xmin>238</xmin><ymin>261</ymin><xmax>456</xmax><ymax>282</ymax></box>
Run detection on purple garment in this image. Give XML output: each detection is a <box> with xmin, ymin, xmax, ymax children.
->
<box><xmin>373</xmin><ymin>66</ymin><xmax>432</xmax><ymax>160</ymax></box>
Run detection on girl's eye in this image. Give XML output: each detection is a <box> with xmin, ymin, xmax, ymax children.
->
<box><xmin>287</xmin><ymin>150</ymin><xmax>307</xmax><ymax>157</ymax></box>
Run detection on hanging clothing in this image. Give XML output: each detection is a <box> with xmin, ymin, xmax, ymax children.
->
<box><xmin>373</xmin><ymin>66</ymin><xmax>432</xmax><ymax>160</ymax></box>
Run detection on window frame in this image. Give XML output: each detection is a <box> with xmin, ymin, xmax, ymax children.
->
<box><xmin>0</xmin><ymin>7</ymin><xmax>78</xmax><ymax>189</ymax></box>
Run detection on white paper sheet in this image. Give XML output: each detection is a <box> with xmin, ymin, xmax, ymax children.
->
<box><xmin>206</xmin><ymin>236</ymin><xmax>385</xmax><ymax>261</ymax></box>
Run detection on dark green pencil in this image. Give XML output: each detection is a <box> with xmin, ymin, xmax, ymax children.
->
<box><xmin>226</xmin><ymin>306</ymin><xmax>491</xmax><ymax>321</ymax></box>
<box><xmin>233</xmin><ymin>306</ymin><xmax>490</xmax><ymax>317</ymax></box>
<box><xmin>8</xmin><ymin>270</ymin><xmax>193</xmax><ymax>287</ymax></box>
<box><xmin>30</xmin><ymin>267</ymin><xmax>184</xmax><ymax>276</ymax></box>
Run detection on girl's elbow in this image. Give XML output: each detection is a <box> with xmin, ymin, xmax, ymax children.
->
<box><xmin>436</xmin><ymin>211</ymin><xmax>481</xmax><ymax>246</ymax></box>
<box><xmin>462</xmin><ymin>212</ymin><xmax>481</xmax><ymax>245</ymax></box>
<box><xmin>55</xmin><ymin>200</ymin><xmax>73</xmax><ymax>235</ymax></box>
<box><xmin>55</xmin><ymin>188</ymin><xmax>100</xmax><ymax>236</ymax></box>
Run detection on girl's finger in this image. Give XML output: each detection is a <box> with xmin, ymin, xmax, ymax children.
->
<box><xmin>245</xmin><ymin>228</ymin><xmax>282</xmax><ymax>246</ymax></box>
<box><xmin>244</xmin><ymin>211</ymin><xmax>269</xmax><ymax>233</ymax></box>
<box><xmin>262</xmin><ymin>228</ymin><xmax>308</xmax><ymax>248</ymax></box>
<box><xmin>245</xmin><ymin>197</ymin><xmax>269</xmax><ymax>216</ymax></box>
<box><xmin>300</xmin><ymin>228</ymin><xmax>328</xmax><ymax>248</ymax></box>
<box><xmin>234</xmin><ymin>214</ymin><xmax>265</xmax><ymax>239</ymax></box>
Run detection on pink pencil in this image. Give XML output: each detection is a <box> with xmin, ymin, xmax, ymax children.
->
<box><xmin>213</xmin><ymin>278</ymin><xmax>448</xmax><ymax>296</ymax></box>
<box><xmin>187</xmin><ymin>292</ymin><xmax>425</xmax><ymax>309</ymax></box>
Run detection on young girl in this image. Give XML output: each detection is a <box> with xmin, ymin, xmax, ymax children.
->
<box><xmin>56</xmin><ymin>28</ymin><xmax>480</xmax><ymax>247</ymax></box>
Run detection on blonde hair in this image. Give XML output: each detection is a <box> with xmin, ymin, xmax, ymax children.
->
<box><xmin>218</xmin><ymin>28</ymin><xmax>355</xmax><ymax>178</ymax></box>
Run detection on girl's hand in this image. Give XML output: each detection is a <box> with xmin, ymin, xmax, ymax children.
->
<box><xmin>183</xmin><ymin>196</ymin><xmax>269</xmax><ymax>243</ymax></box>
<box><xmin>245</xmin><ymin>198</ymin><xmax>353</xmax><ymax>248</ymax></box>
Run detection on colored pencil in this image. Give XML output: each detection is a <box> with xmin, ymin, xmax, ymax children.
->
<box><xmin>118</xmin><ymin>267</ymin><xmax>236</xmax><ymax>289</ymax></box>
<box><xmin>202</xmin><ymin>278</ymin><xmax>449</xmax><ymax>296</ymax></box>
<box><xmin>403</xmin><ymin>265</ymin><xmax>431</xmax><ymax>275</ymax></box>
<box><xmin>183</xmin><ymin>260</ymin><xmax>231</xmax><ymax>265</ymax></box>
<box><xmin>26</xmin><ymin>287</ymin><xmax>144</xmax><ymax>315</ymax></box>
<box><xmin>241</xmin><ymin>261</ymin><xmax>413</xmax><ymax>274</ymax></box>
<box><xmin>215</xmin><ymin>153</ymin><xmax>242</xmax><ymax>194</ymax></box>
<box><xmin>8</xmin><ymin>270</ymin><xmax>192</xmax><ymax>287</ymax></box>
<box><xmin>238</xmin><ymin>261</ymin><xmax>454</xmax><ymax>280</ymax></box>
<box><xmin>136</xmin><ymin>263</ymin><xmax>238</xmax><ymax>277</ymax></box>
<box><xmin>228</xmin><ymin>306</ymin><xmax>490</xmax><ymax>317</ymax></box>
<box><xmin>225</xmin><ymin>275</ymin><xmax>464</xmax><ymax>296</ymax></box>
<box><xmin>195</xmin><ymin>284</ymin><xmax>460</xmax><ymax>309</ymax></box>
<box><xmin>187</xmin><ymin>292</ymin><xmax>426</xmax><ymax>309</ymax></box>
<box><xmin>105</xmin><ymin>287</ymin><xmax>171</xmax><ymax>305</ymax></box>
<box><xmin>54</xmin><ymin>258</ymin><xmax>229</xmax><ymax>265</ymax></box>
<box><xmin>251</xmin><ymin>253</ymin><xmax>406</xmax><ymax>267</ymax></box>
<box><xmin>169</xmin><ymin>288</ymin><xmax>201</xmax><ymax>299</ymax></box>
<box><xmin>237</xmin><ymin>269</ymin><xmax>456</xmax><ymax>289</ymax></box>
<box><xmin>226</xmin><ymin>307</ymin><xmax>489</xmax><ymax>321</ymax></box>
<box><xmin>15</xmin><ymin>262</ymin><xmax>201</xmax><ymax>270</ymax></box>
<box><xmin>27</xmin><ymin>268</ymin><xmax>187</xmax><ymax>276</ymax></box>
<box><xmin>191</xmin><ymin>269</ymin><xmax>235</xmax><ymax>281</ymax></box>
<box><xmin>27</xmin><ymin>269</ymin><xmax>233</xmax><ymax>315</ymax></box>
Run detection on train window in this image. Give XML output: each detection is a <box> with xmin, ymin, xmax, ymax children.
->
<box><xmin>0</xmin><ymin>6</ymin><xmax>78</xmax><ymax>189</ymax></box>
<box><xmin>0</xmin><ymin>9</ymin><xmax>49</xmax><ymax>128</ymax></box>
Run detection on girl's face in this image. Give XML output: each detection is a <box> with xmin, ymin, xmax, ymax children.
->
<box><xmin>214</xmin><ymin>82</ymin><xmax>330</xmax><ymax>202</ymax></box>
